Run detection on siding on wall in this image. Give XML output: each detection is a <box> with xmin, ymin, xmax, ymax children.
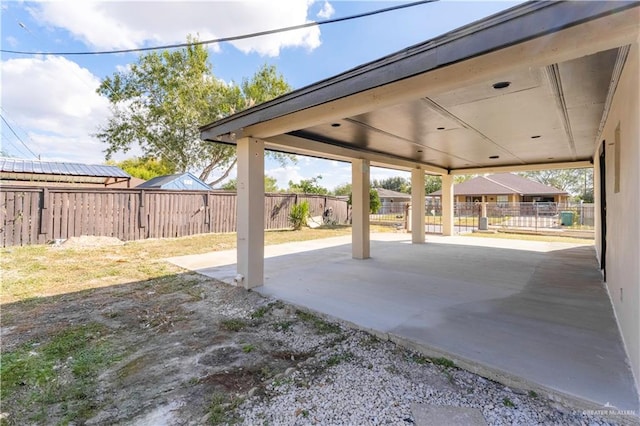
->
<box><xmin>595</xmin><ymin>41</ymin><xmax>640</xmax><ymax>392</ymax></box>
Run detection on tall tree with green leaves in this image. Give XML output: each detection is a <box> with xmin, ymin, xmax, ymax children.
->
<box><xmin>96</xmin><ymin>37</ymin><xmax>292</xmax><ymax>186</ymax></box>
<box><xmin>108</xmin><ymin>157</ymin><xmax>175</xmax><ymax>180</ymax></box>
<box><xmin>424</xmin><ymin>175</ymin><xmax>442</xmax><ymax>195</ymax></box>
<box><xmin>518</xmin><ymin>168</ymin><xmax>593</xmax><ymax>199</ymax></box>
<box><xmin>371</xmin><ymin>176</ymin><xmax>410</xmax><ymax>193</ymax></box>
<box><xmin>332</xmin><ymin>182</ymin><xmax>352</xmax><ymax>196</ymax></box>
<box><xmin>287</xmin><ymin>175</ymin><xmax>329</xmax><ymax>195</ymax></box>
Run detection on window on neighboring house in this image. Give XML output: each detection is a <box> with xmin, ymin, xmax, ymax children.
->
<box><xmin>496</xmin><ymin>195</ymin><xmax>508</xmax><ymax>207</ymax></box>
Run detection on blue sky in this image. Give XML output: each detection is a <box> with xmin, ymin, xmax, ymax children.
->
<box><xmin>1</xmin><ymin>0</ymin><xmax>522</xmax><ymax>189</ymax></box>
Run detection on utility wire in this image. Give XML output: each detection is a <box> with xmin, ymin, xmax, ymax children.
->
<box><xmin>1</xmin><ymin>0</ymin><xmax>438</xmax><ymax>56</ymax></box>
<box><xmin>0</xmin><ymin>114</ymin><xmax>40</xmax><ymax>159</ymax></box>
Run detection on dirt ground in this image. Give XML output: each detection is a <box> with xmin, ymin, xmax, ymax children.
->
<box><xmin>2</xmin><ymin>261</ymin><xmax>347</xmax><ymax>425</ymax></box>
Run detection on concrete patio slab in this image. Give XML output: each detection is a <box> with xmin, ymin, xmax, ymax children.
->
<box><xmin>411</xmin><ymin>404</ymin><xmax>487</xmax><ymax>426</ymax></box>
<box><xmin>167</xmin><ymin>234</ymin><xmax>639</xmax><ymax>413</ymax></box>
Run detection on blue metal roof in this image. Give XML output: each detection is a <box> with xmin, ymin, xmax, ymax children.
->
<box><xmin>136</xmin><ymin>172</ymin><xmax>211</xmax><ymax>190</ymax></box>
<box><xmin>0</xmin><ymin>157</ymin><xmax>130</xmax><ymax>178</ymax></box>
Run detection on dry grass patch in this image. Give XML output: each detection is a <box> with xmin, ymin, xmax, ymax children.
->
<box><xmin>466</xmin><ymin>231</ymin><xmax>594</xmax><ymax>245</ymax></box>
<box><xmin>1</xmin><ymin>225</ymin><xmax>385</xmax><ymax>304</ymax></box>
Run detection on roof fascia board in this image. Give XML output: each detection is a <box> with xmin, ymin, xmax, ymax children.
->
<box><xmin>201</xmin><ymin>2</ymin><xmax>639</xmax><ymax>141</ymax></box>
<box><xmin>264</xmin><ymin>133</ymin><xmax>448</xmax><ymax>175</ymax></box>
<box><xmin>451</xmin><ymin>161</ymin><xmax>593</xmax><ymax>175</ymax></box>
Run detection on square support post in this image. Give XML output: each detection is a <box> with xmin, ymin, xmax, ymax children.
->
<box><xmin>352</xmin><ymin>159</ymin><xmax>370</xmax><ymax>259</ymax></box>
<box><xmin>236</xmin><ymin>137</ymin><xmax>265</xmax><ymax>289</ymax></box>
<box><xmin>411</xmin><ymin>169</ymin><xmax>425</xmax><ymax>243</ymax></box>
<box><xmin>442</xmin><ymin>174</ymin><xmax>454</xmax><ymax>236</ymax></box>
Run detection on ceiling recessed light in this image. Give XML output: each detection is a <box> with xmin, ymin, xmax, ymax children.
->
<box><xmin>417</xmin><ymin>150</ymin><xmax>423</xmax><ymax>153</ymax></box>
<box><xmin>489</xmin><ymin>155</ymin><xmax>500</xmax><ymax>159</ymax></box>
<box><xmin>531</xmin><ymin>135</ymin><xmax>541</xmax><ymax>139</ymax></box>
<box><xmin>331</xmin><ymin>123</ymin><xmax>341</xmax><ymax>127</ymax></box>
<box><xmin>547</xmin><ymin>157</ymin><xmax>554</xmax><ymax>160</ymax></box>
<box><xmin>492</xmin><ymin>81</ymin><xmax>511</xmax><ymax>89</ymax></box>
<box><xmin>437</xmin><ymin>127</ymin><xmax>445</xmax><ymax>130</ymax></box>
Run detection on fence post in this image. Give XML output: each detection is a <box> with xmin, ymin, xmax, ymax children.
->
<box><xmin>39</xmin><ymin>188</ymin><xmax>50</xmax><ymax>236</ymax></box>
<box><xmin>138</xmin><ymin>190</ymin><xmax>147</xmax><ymax>229</ymax></box>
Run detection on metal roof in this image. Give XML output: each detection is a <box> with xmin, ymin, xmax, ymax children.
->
<box><xmin>136</xmin><ymin>172</ymin><xmax>211</xmax><ymax>191</ymax></box>
<box><xmin>0</xmin><ymin>157</ymin><xmax>130</xmax><ymax>185</ymax></box>
<box><xmin>200</xmin><ymin>1</ymin><xmax>639</xmax><ymax>175</ymax></box>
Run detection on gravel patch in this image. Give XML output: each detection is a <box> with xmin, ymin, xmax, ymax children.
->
<box><xmin>237</xmin><ymin>310</ymin><xmax>626</xmax><ymax>426</ymax></box>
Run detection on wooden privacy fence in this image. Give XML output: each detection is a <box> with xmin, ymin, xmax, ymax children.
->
<box><xmin>0</xmin><ymin>187</ymin><xmax>349</xmax><ymax>247</ymax></box>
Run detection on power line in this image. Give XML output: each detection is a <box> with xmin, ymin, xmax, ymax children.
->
<box><xmin>1</xmin><ymin>0</ymin><xmax>438</xmax><ymax>56</ymax></box>
<box><xmin>0</xmin><ymin>113</ymin><xmax>39</xmax><ymax>159</ymax></box>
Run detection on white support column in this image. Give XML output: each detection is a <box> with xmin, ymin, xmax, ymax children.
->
<box><xmin>411</xmin><ymin>169</ymin><xmax>425</xmax><ymax>243</ymax></box>
<box><xmin>236</xmin><ymin>137</ymin><xmax>265</xmax><ymax>289</ymax></box>
<box><xmin>442</xmin><ymin>174</ymin><xmax>454</xmax><ymax>236</ymax></box>
<box><xmin>352</xmin><ymin>159</ymin><xmax>370</xmax><ymax>259</ymax></box>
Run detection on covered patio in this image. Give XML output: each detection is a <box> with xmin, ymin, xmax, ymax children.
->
<box><xmin>199</xmin><ymin>1</ymin><xmax>640</xmax><ymax>414</ymax></box>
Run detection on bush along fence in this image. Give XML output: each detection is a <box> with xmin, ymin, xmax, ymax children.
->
<box><xmin>0</xmin><ymin>187</ymin><xmax>349</xmax><ymax>247</ymax></box>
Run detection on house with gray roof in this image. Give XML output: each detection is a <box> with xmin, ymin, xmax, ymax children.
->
<box><xmin>429</xmin><ymin>173</ymin><xmax>568</xmax><ymax>205</ymax></box>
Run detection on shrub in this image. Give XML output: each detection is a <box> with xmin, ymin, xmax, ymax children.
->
<box><xmin>289</xmin><ymin>201</ymin><xmax>310</xmax><ymax>230</ymax></box>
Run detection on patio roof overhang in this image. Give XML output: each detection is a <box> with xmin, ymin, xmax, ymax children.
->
<box><xmin>200</xmin><ymin>1</ymin><xmax>639</xmax><ymax>175</ymax></box>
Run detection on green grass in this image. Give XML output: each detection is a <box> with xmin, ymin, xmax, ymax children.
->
<box><xmin>432</xmin><ymin>357</ymin><xmax>455</xmax><ymax>368</ymax></box>
<box><xmin>209</xmin><ymin>392</ymin><xmax>243</xmax><ymax>425</ymax></box>
<box><xmin>1</xmin><ymin>322</ymin><xmax>123</xmax><ymax>423</ymax></box>
<box><xmin>326</xmin><ymin>352</ymin><xmax>353</xmax><ymax>367</ymax></box>
<box><xmin>220</xmin><ymin>319</ymin><xmax>247</xmax><ymax>332</ymax></box>
<box><xmin>296</xmin><ymin>310</ymin><xmax>342</xmax><ymax>334</ymax></box>
<box><xmin>503</xmin><ymin>397</ymin><xmax>516</xmax><ymax>408</ymax></box>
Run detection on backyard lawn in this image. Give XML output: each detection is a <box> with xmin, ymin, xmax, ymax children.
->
<box><xmin>0</xmin><ymin>225</ymin><xmax>593</xmax><ymax>425</ymax></box>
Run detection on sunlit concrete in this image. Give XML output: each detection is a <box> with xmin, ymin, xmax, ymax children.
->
<box><xmin>168</xmin><ymin>234</ymin><xmax>639</xmax><ymax>412</ymax></box>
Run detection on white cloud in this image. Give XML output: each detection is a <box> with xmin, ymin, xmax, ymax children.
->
<box><xmin>266</xmin><ymin>164</ymin><xmax>303</xmax><ymax>189</ymax></box>
<box><xmin>4</xmin><ymin>35</ymin><xmax>19</xmax><ymax>48</ymax></box>
<box><xmin>317</xmin><ymin>1</ymin><xmax>335</xmax><ymax>19</ymax></box>
<box><xmin>1</xmin><ymin>56</ymin><xmax>111</xmax><ymax>163</ymax></box>
<box><xmin>29</xmin><ymin>1</ymin><xmax>322</xmax><ymax>57</ymax></box>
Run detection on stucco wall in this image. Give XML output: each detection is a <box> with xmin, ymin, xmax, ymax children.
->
<box><xmin>595</xmin><ymin>40</ymin><xmax>640</xmax><ymax>393</ymax></box>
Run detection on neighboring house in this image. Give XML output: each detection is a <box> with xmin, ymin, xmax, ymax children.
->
<box><xmin>136</xmin><ymin>172</ymin><xmax>211</xmax><ymax>191</ymax></box>
<box><xmin>374</xmin><ymin>188</ymin><xmax>411</xmax><ymax>210</ymax></box>
<box><xmin>429</xmin><ymin>173</ymin><xmax>569</xmax><ymax>205</ymax></box>
<box><xmin>0</xmin><ymin>157</ymin><xmax>133</xmax><ymax>188</ymax></box>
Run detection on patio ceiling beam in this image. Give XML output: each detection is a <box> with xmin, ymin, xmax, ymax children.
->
<box><xmin>264</xmin><ymin>133</ymin><xmax>449</xmax><ymax>175</ymax></box>
<box><xmin>451</xmin><ymin>160</ymin><xmax>593</xmax><ymax>176</ymax></box>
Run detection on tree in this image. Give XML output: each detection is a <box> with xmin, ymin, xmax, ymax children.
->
<box><xmin>424</xmin><ymin>175</ymin><xmax>442</xmax><ymax>195</ymax></box>
<box><xmin>96</xmin><ymin>37</ymin><xmax>292</xmax><ymax>186</ymax></box>
<box><xmin>348</xmin><ymin>189</ymin><xmax>381</xmax><ymax>214</ymax></box>
<box><xmin>108</xmin><ymin>157</ymin><xmax>175</xmax><ymax>180</ymax></box>
<box><xmin>371</xmin><ymin>176</ymin><xmax>410</xmax><ymax>193</ymax></box>
<box><xmin>332</xmin><ymin>182</ymin><xmax>352</xmax><ymax>196</ymax></box>
<box><xmin>287</xmin><ymin>175</ymin><xmax>329</xmax><ymax>195</ymax></box>
<box><xmin>518</xmin><ymin>168</ymin><xmax>593</xmax><ymax>199</ymax></box>
<box><xmin>221</xmin><ymin>175</ymin><xmax>279</xmax><ymax>192</ymax></box>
